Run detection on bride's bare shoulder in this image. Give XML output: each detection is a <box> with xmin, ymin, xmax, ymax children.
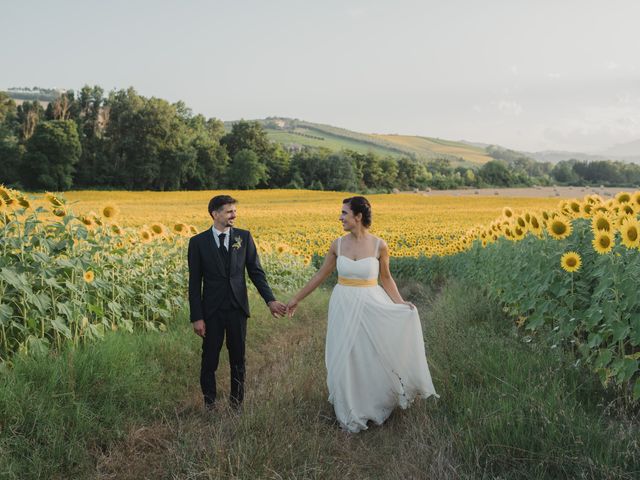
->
<box><xmin>375</xmin><ymin>236</ymin><xmax>390</xmax><ymax>253</ymax></box>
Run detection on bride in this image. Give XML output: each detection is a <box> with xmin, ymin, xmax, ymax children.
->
<box><xmin>286</xmin><ymin>196</ymin><xmax>438</xmax><ymax>432</ymax></box>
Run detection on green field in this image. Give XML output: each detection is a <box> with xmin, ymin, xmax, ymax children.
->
<box><xmin>228</xmin><ymin>118</ymin><xmax>494</xmax><ymax>166</ymax></box>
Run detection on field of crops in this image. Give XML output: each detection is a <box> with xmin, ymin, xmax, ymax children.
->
<box><xmin>42</xmin><ymin>189</ymin><xmax>561</xmax><ymax>258</ymax></box>
<box><xmin>457</xmin><ymin>191</ymin><xmax>640</xmax><ymax>399</ymax></box>
<box><xmin>2</xmin><ymin>186</ymin><xmax>639</xmax><ymax>400</ymax></box>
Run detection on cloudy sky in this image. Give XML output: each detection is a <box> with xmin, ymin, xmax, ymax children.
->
<box><xmin>3</xmin><ymin>0</ymin><xmax>640</xmax><ymax>152</ymax></box>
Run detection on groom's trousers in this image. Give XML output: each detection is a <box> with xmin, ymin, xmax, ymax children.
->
<box><xmin>201</xmin><ymin>306</ymin><xmax>247</xmax><ymax>408</ymax></box>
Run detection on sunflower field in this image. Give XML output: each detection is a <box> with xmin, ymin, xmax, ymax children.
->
<box><xmin>408</xmin><ymin>191</ymin><xmax>640</xmax><ymax>401</ymax></box>
<box><xmin>3</xmin><ymin>185</ymin><xmax>639</xmax><ymax>401</ymax></box>
<box><xmin>0</xmin><ymin>187</ymin><xmax>312</xmax><ymax>363</ymax></box>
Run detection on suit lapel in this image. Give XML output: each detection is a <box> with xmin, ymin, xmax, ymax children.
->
<box><xmin>209</xmin><ymin>228</ymin><xmax>227</xmax><ymax>277</ymax></box>
<box><xmin>229</xmin><ymin>227</ymin><xmax>238</xmax><ymax>274</ymax></box>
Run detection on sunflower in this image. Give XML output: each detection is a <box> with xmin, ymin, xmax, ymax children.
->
<box><xmin>52</xmin><ymin>207</ymin><xmax>67</xmax><ymax>218</ymax></box>
<box><xmin>0</xmin><ymin>186</ymin><xmax>11</xmax><ymax>202</ymax></box>
<box><xmin>592</xmin><ymin>231</ymin><xmax>614</xmax><ymax>254</ymax></box>
<box><xmin>139</xmin><ymin>228</ymin><xmax>153</xmax><ymax>243</ymax></box>
<box><xmin>503</xmin><ymin>227</ymin><xmax>514</xmax><ymax>240</ymax></box>
<box><xmin>101</xmin><ymin>204</ymin><xmax>120</xmax><ymax>220</ymax></box>
<box><xmin>88</xmin><ymin>211</ymin><xmax>103</xmax><ymax>226</ymax></box>
<box><xmin>593</xmin><ymin>205</ymin><xmax>608</xmax><ymax>215</ymax></box>
<box><xmin>173</xmin><ymin>223</ymin><xmax>188</xmax><ymax>235</ymax></box>
<box><xmin>150</xmin><ymin>222</ymin><xmax>167</xmax><ymax>237</ymax></box>
<box><xmin>547</xmin><ymin>218</ymin><xmax>572</xmax><ymax>240</ymax></box>
<box><xmin>110</xmin><ymin>224</ymin><xmax>124</xmax><ymax>235</ymax></box>
<box><xmin>529</xmin><ymin>215</ymin><xmax>543</xmax><ymax>237</ymax></box>
<box><xmin>83</xmin><ymin>270</ymin><xmax>95</xmax><ymax>283</ymax></box>
<box><xmin>17</xmin><ymin>196</ymin><xmax>31</xmax><ymax>209</ymax></box>
<box><xmin>585</xmin><ymin>194</ymin><xmax>602</xmax><ymax>205</ymax></box>
<box><xmin>79</xmin><ymin>214</ymin><xmax>96</xmax><ymax>229</ymax></box>
<box><xmin>581</xmin><ymin>202</ymin><xmax>593</xmax><ymax>217</ymax></box>
<box><xmin>591</xmin><ymin>213</ymin><xmax>612</xmax><ymax>233</ymax></box>
<box><xmin>632</xmin><ymin>191</ymin><xmax>640</xmax><ymax>208</ymax></box>
<box><xmin>616</xmin><ymin>215</ymin><xmax>633</xmax><ymax>229</ymax></box>
<box><xmin>516</xmin><ymin>216</ymin><xmax>527</xmax><ymax>228</ymax></box>
<box><xmin>44</xmin><ymin>192</ymin><xmax>64</xmax><ymax>207</ymax></box>
<box><xmin>620</xmin><ymin>203</ymin><xmax>635</xmax><ymax>216</ymax></box>
<box><xmin>502</xmin><ymin>207</ymin><xmax>514</xmax><ymax>218</ymax></box>
<box><xmin>568</xmin><ymin>200</ymin><xmax>582</xmax><ymax>216</ymax></box>
<box><xmin>560</xmin><ymin>251</ymin><xmax>582</xmax><ymax>273</ymax></box>
<box><xmin>0</xmin><ymin>196</ymin><xmax>5</xmax><ymax>211</ymax></box>
<box><xmin>513</xmin><ymin>225</ymin><xmax>526</xmax><ymax>241</ymax></box>
<box><xmin>620</xmin><ymin>219</ymin><xmax>640</xmax><ymax>248</ymax></box>
<box><xmin>615</xmin><ymin>192</ymin><xmax>631</xmax><ymax>204</ymax></box>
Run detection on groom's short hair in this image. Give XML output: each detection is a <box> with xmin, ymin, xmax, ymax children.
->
<box><xmin>208</xmin><ymin>195</ymin><xmax>237</xmax><ymax>215</ymax></box>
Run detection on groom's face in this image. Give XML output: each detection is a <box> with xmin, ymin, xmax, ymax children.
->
<box><xmin>212</xmin><ymin>203</ymin><xmax>237</xmax><ymax>228</ymax></box>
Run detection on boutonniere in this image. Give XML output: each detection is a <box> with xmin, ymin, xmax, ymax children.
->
<box><xmin>232</xmin><ymin>236</ymin><xmax>242</xmax><ymax>250</ymax></box>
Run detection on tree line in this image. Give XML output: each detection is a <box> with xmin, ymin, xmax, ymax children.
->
<box><xmin>1</xmin><ymin>86</ymin><xmax>639</xmax><ymax>192</ymax></box>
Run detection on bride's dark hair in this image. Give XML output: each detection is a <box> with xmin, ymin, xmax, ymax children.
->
<box><xmin>343</xmin><ymin>196</ymin><xmax>372</xmax><ymax>228</ymax></box>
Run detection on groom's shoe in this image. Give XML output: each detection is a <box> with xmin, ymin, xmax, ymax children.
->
<box><xmin>204</xmin><ymin>397</ymin><xmax>217</xmax><ymax>413</ymax></box>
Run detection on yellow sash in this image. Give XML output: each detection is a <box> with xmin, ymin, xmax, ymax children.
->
<box><xmin>337</xmin><ymin>276</ymin><xmax>378</xmax><ymax>287</ymax></box>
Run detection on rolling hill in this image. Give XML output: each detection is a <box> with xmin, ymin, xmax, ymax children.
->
<box><xmin>227</xmin><ymin>117</ymin><xmax>495</xmax><ymax>166</ymax></box>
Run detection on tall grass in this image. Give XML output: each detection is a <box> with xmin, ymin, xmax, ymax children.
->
<box><xmin>1</xmin><ymin>281</ymin><xmax>638</xmax><ymax>479</ymax></box>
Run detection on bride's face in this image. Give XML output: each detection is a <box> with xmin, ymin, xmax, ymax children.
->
<box><xmin>340</xmin><ymin>203</ymin><xmax>360</xmax><ymax>231</ymax></box>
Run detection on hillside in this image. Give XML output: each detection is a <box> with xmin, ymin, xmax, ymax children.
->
<box><xmin>228</xmin><ymin>117</ymin><xmax>495</xmax><ymax>166</ymax></box>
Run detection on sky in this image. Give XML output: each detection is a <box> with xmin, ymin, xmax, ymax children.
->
<box><xmin>3</xmin><ymin>0</ymin><xmax>640</xmax><ymax>153</ymax></box>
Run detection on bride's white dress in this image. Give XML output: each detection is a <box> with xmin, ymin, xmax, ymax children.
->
<box><xmin>326</xmin><ymin>237</ymin><xmax>438</xmax><ymax>432</ymax></box>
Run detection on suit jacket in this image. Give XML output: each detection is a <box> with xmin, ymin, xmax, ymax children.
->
<box><xmin>188</xmin><ymin>227</ymin><xmax>275</xmax><ymax>321</ymax></box>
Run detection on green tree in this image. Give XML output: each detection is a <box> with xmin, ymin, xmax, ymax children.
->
<box><xmin>262</xmin><ymin>143</ymin><xmax>290</xmax><ymax>187</ymax></box>
<box><xmin>222</xmin><ymin>120</ymin><xmax>286</xmax><ymax>186</ymax></box>
<box><xmin>74</xmin><ymin>85</ymin><xmax>106</xmax><ymax>186</ymax></box>
<box><xmin>361</xmin><ymin>153</ymin><xmax>384</xmax><ymax>189</ymax></box>
<box><xmin>226</xmin><ymin>149</ymin><xmax>267</xmax><ymax>189</ymax></box>
<box><xmin>551</xmin><ymin>160</ymin><xmax>580</xmax><ymax>184</ymax></box>
<box><xmin>478</xmin><ymin>160</ymin><xmax>512</xmax><ymax>187</ymax></box>
<box><xmin>16</xmin><ymin>100</ymin><xmax>44</xmax><ymax>141</ymax></box>
<box><xmin>379</xmin><ymin>158</ymin><xmax>399</xmax><ymax>190</ymax></box>
<box><xmin>21</xmin><ymin>120</ymin><xmax>81</xmax><ymax>190</ymax></box>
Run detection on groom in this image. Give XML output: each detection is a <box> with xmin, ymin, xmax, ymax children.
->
<box><xmin>188</xmin><ymin>195</ymin><xmax>287</xmax><ymax>410</ymax></box>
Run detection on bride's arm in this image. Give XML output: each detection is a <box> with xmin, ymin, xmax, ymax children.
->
<box><xmin>378</xmin><ymin>240</ymin><xmax>411</xmax><ymax>306</ymax></box>
<box><xmin>287</xmin><ymin>240</ymin><xmax>338</xmax><ymax>316</ymax></box>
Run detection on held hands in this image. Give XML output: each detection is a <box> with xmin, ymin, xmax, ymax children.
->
<box><xmin>403</xmin><ymin>301</ymin><xmax>415</xmax><ymax>310</ymax></box>
<box><xmin>286</xmin><ymin>298</ymin><xmax>299</xmax><ymax>317</ymax></box>
<box><xmin>268</xmin><ymin>300</ymin><xmax>287</xmax><ymax>318</ymax></box>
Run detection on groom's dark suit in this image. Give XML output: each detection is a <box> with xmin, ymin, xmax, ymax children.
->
<box><xmin>188</xmin><ymin>227</ymin><xmax>275</xmax><ymax>407</ymax></box>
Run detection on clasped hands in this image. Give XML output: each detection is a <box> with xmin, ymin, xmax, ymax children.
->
<box><xmin>268</xmin><ymin>299</ymin><xmax>298</xmax><ymax>318</ymax></box>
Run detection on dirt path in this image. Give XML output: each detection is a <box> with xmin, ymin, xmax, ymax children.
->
<box><xmin>93</xmin><ymin>309</ymin><xmax>324</xmax><ymax>479</ymax></box>
<box><xmin>91</xmin><ymin>287</ymin><xmax>455</xmax><ymax>479</ymax></box>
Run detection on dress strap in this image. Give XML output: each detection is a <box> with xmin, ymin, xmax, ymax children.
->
<box><xmin>375</xmin><ymin>238</ymin><xmax>381</xmax><ymax>258</ymax></box>
<box><xmin>337</xmin><ymin>237</ymin><xmax>341</xmax><ymax>257</ymax></box>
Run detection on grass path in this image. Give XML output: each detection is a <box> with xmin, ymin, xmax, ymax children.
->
<box><xmin>3</xmin><ymin>280</ymin><xmax>636</xmax><ymax>478</ymax></box>
<box><xmin>90</xmin><ymin>281</ymin><xmax>640</xmax><ymax>479</ymax></box>
<box><xmin>92</xmin><ymin>280</ymin><xmax>640</xmax><ymax>479</ymax></box>
<box><xmin>93</xmin><ymin>286</ymin><xmax>457</xmax><ymax>479</ymax></box>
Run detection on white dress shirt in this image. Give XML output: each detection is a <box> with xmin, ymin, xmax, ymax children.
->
<box><xmin>212</xmin><ymin>226</ymin><xmax>231</xmax><ymax>250</ymax></box>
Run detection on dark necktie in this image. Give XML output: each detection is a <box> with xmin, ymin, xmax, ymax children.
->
<box><xmin>218</xmin><ymin>232</ymin><xmax>227</xmax><ymax>253</ymax></box>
